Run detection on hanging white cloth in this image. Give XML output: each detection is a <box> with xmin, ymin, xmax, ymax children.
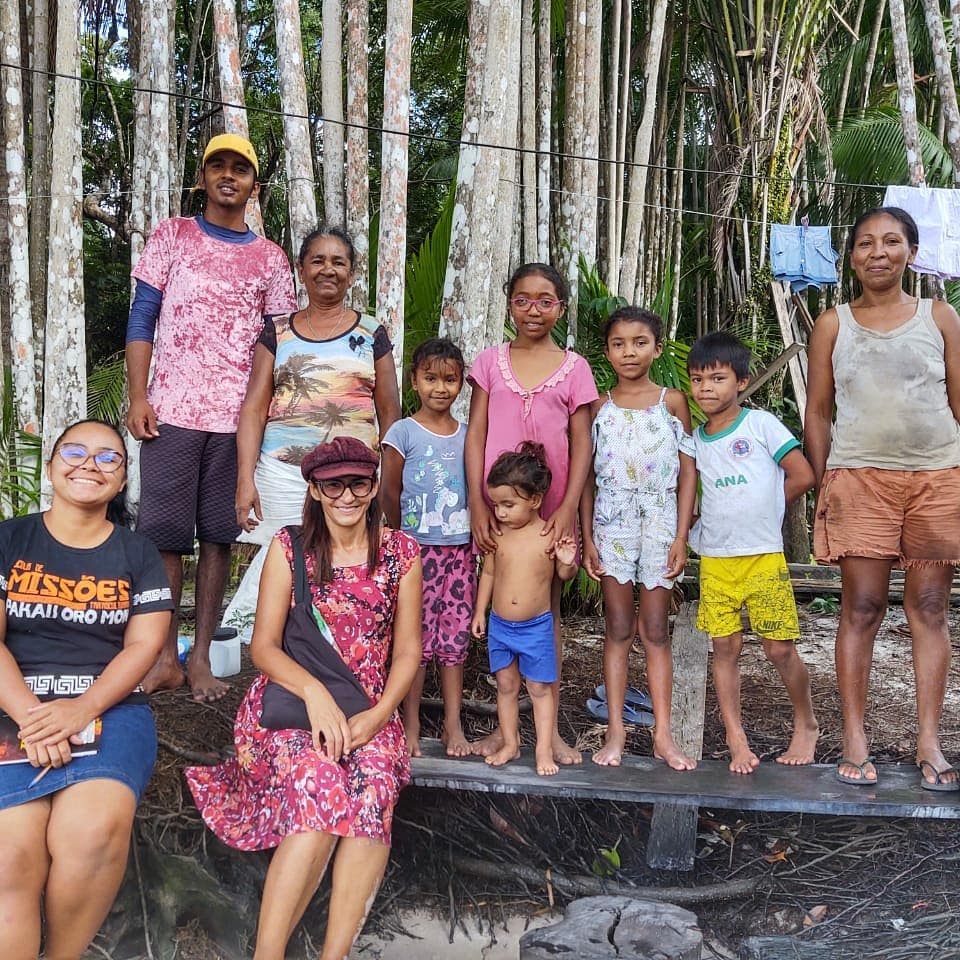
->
<box><xmin>882</xmin><ymin>185</ymin><xmax>960</xmax><ymax>279</ymax></box>
<box><xmin>222</xmin><ymin>453</ymin><xmax>307</xmax><ymax>640</ymax></box>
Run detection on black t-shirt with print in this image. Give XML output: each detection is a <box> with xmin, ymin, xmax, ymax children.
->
<box><xmin>0</xmin><ymin>513</ymin><xmax>174</xmax><ymax>705</ymax></box>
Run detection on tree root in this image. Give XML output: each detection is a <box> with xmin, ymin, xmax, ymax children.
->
<box><xmin>451</xmin><ymin>854</ymin><xmax>762</xmax><ymax>904</ymax></box>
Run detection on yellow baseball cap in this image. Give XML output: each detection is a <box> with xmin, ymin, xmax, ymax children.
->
<box><xmin>201</xmin><ymin>134</ymin><xmax>259</xmax><ymax>175</ymax></box>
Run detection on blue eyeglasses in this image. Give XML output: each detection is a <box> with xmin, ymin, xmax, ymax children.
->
<box><xmin>57</xmin><ymin>443</ymin><xmax>126</xmax><ymax>473</ymax></box>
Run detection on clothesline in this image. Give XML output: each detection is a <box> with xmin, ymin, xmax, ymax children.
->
<box><xmin>0</xmin><ymin>58</ymin><xmax>922</xmax><ymax>195</ymax></box>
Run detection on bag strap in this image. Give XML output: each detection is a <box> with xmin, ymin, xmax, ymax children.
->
<box><xmin>285</xmin><ymin>525</ymin><xmax>311</xmax><ymax>604</ymax></box>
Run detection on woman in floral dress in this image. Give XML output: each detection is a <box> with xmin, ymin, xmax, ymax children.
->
<box><xmin>186</xmin><ymin>437</ymin><xmax>421</xmax><ymax>960</ymax></box>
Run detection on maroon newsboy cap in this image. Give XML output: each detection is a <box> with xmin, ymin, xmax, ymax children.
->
<box><xmin>300</xmin><ymin>436</ymin><xmax>379</xmax><ymax>482</ymax></box>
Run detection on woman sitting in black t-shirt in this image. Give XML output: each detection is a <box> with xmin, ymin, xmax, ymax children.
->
<box><xmin>0</xmin><ymin>419</ymin><xmax>173</xmax><ymax>960</ymax></box>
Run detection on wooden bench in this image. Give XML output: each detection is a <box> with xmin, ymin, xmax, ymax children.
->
<box><xmin>410</xmin><ymin>741</ymin><xmax>960</xmax><ymax>820</ymax></box>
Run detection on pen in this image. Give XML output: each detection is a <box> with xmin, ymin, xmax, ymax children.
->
<box><xmin>29</xmin><ymin>764</ymin><xmax>53</xmax><ymax>788</ymax></box>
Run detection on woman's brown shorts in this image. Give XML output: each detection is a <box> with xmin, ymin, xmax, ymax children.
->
<box><xmin>813</xmin><ymin>466</ymin><xmax>960</xmax><ymax>567</ymax></box>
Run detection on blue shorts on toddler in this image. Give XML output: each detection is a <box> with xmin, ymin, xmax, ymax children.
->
<box><xmin>487</xmin><ymin>609</ymin><xmax>557</xmax><ymax>683</ymax></box>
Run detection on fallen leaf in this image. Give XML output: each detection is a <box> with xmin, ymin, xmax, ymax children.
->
<box><xmin>803</xmin><ymin>905</ymin><xmax>828</xmax><ymax>927</ymax></box>
<box><xmin>764</xmin><ymin>850</ymin><xmax>789</xmax><ymax>863</ymax></box>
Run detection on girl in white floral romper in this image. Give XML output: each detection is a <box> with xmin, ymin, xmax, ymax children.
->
<box><xmin>580</xmin><ymin>307</ymin><xmax>698</xmax><ymax>770</ymax></box>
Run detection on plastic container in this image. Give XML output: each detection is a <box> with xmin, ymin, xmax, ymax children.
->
<box><xmin>176</xmin><ymin>635</ymin><xmax>193</xmax><ymax>664</ymax></box>
<box><xmin>209</xmin><ymin>627</ymin><xmax>240</xmax><ymax>678</ymax></box>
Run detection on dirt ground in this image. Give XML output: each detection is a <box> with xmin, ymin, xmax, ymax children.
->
<box><xmin>112</xmin><ymin>594</ymin><xmax>960</xmax><ymax>959</ymax></box>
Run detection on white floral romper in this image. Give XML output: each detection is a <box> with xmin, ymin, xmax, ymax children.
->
<box><xmin>591</xmin><ymin>388</ymin><xmax>695</xmax><ymax>589</ymax></box>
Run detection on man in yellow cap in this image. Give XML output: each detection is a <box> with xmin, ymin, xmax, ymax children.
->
<box><xmin>126</xmin><ymin>133</ymin><xmax>297</xmax><ymax>702</ymax></box>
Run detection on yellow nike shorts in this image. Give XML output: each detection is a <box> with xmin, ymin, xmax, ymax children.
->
<box><xmin>696</xmin><ymin>552</ymin><xmax>800</xmax><ymax>641</ymax></box>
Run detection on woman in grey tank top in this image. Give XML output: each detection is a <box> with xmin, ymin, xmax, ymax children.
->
<box><xmin>806</xmin><ymin>206</ymin><xmax>960</xmax><ymax>792</ymax></box>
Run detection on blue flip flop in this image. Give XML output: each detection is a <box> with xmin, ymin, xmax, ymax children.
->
<box><xmin>586</xmin><ymin>698</ymin><xmax>655</xmax><ymax>727</ymax></box>
<box><xmin>594</xmin><ymin>684</ymin><xmax>653</xmax><ymax>711</ymax></box>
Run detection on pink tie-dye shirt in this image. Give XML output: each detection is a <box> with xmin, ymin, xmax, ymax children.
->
<box><xmin>132</xmin><ymin>217</ymin><xmax>297</xmax><ymax>433</ymax></box>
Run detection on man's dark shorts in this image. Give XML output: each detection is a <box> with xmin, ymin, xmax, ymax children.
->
<box><xmin>137</xmin><ymin>424</ymin><xmax>240</xmax><ymax>554</ymax></box>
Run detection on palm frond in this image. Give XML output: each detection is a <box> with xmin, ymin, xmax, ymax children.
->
<box><xmin>86</xmin><ymin>352</ymin><xmax>127</xmax><ymax>423</ymax></box>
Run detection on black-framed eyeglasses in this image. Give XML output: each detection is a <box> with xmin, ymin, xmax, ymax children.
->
<box><xmin>57</xmin><ymin>443</ymin><xmax>126</xmax><ymax>473</ymax></box>
<box><xmin>312</xmin><ymin>476</ymin><xmax>374</xmax><ymax>499</ymax></box>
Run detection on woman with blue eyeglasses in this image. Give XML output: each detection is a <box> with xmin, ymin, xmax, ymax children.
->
<box><xmin>0</xmin><ymin>418</ymin><xmax>173</xmax><ymax>960</ymax></box>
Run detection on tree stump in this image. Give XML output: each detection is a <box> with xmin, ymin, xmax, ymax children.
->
<box><xmin>519</xmin><ymin>896</ymin><xmax>702</xmax><ymax>959</ymax></box>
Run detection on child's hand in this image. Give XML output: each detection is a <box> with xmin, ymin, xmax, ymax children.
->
<box><xmin>553</xmin><ymin>535</ymin><xmax>577</xmax><ymax>567</ymax></box>
<box><xmin>665</xmin><ymin>536</ymin><xmax>689</xmax><ymax>580</ymax></box>
<box><xmin>471</xmin><ymin>500</ymin><xmax>500</xmax><ymax>554</ymax></box>
<box><xmin>470</xmin><ymin>614</ymin><xmax>486</xmax><ymax>639</ymax></box>
<box><xmin>582</xmin><ymin>539</ymin><xmax>606</xmax><ymax>581</ymax></box>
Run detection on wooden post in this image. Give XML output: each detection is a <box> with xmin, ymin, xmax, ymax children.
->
<box><xmin>646</xmin><ymin>603</ymin><xmax>710</xmax><ymax>871</ymax></box>
<box><xmin>770</xmin><ymin>281</ymin><xmax>808</xmax><ymax>420</ymax></box>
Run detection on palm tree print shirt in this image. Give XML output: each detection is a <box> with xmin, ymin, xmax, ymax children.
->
<box><xmin>259</xmin><ymin>313</ymin><xmax>392</xmax><ymax>463</ymax></box>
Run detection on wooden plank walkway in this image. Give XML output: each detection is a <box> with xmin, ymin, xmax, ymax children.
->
<box><xmin>410</xmin><ymin>739</ymin><xmax>960</xmax><ymax>819</ymax></box>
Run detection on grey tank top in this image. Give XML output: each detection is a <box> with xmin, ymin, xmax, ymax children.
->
<box><xmin>826</xmin><ymin>299</ymin><xmax>960</xmax><ymax>470</ymax></box>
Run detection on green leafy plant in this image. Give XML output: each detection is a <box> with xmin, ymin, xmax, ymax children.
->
<box><xmin>591</xmin><ymin>836</ymin><xmax>622</xmax><ymax>878</ymax></box>
<box><xmin>0</xmin><ymin>369</ymin><xmax>41</xmax><ymax>519</ymax></box>
<box><xmin>808</xmin><ymin>595</ymin><xmax>840</xmax><ymax>615</ymax></box>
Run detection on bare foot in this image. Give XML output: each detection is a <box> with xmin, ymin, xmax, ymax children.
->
<box><xmin>470</xmin><ymin>728</ymin><xmax>505</xmax><ymax>757</ymax></box>
<box><xmin>653</xmin><ymin>733</ymin><xmax>697</xmax><ymax>771</ymax></box>
<box><xmin>186</xmin><ymin>657</ymin><xmax>230</xmax><ymax>702</ymax></box>
<box><xmin>728</xmin><ymin>740</ymin><xmax>760</xmax><ymax>775</ymax></box>
<box><xmin>777</xmin><ymin>723</ymin><xmax>819</xmax><ymax>766</ymax></box>
<box><xmin>405</xmin><ymin>735</ymin><xmax>422</xmax><ymax>758</ymax></box>
<box><xmin>141</xmin><ymin>653</ymin><xmax>185</xmax><ymax>695</ymax></box>
<box><xmin>484</xmin><ymin>742</ymin><xmax>521</xmax><ymax>767</ymax></box>
<box><xmin>592</xmin><ymin>726</ymin><xmax>626</xmax><ymax>766</ymax></box>
<box><xmin>553</xmin><ymin>733</ymin><xmax>583</xmax><ymax>766</ymax></box>
<box><xmin>536</xmin><ymin>745</ymin><xmax>559</xmax><ymax>776</ymax></box>
<box><xmin>441</xmin><ymin>723</ymin><xmax>471</xmax><ymax>758</ymax></box>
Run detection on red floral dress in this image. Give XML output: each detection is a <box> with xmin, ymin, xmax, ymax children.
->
<box><xmin>185</xmin><ymin>527</ymin><xmax>418</xmax><ymax>850</ymax></box>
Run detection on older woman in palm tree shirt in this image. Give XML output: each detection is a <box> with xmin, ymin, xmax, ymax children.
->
<box><xmin>225</xmin><ymin>226</ymin><xmax>401</xmax><ymax>634</ymax></box>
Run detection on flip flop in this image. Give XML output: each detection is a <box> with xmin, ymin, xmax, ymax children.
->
<box><xmin>917</xmin><ymin>759</ymin><xmax>960</xmax><ymax>793</ymax></box>
<box><xmin>586</xmin><ymin>698</ymin><xmax>655</xmax><ymax>727</ymax></box>
<box><xmin>835</xmin><ymin>756</ymin><xmax>878</xmax><ymax>786</ymax></box>
<box><xmin>594</xmin><ymin>684</ymin><xmax>654</xmax><ymax>711</ymax></box>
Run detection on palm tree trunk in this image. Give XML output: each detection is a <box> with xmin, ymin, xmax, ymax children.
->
<box><xmin>321</xmin><ymin>0</ymin><xmax>345</xmax><ymax>223</ymax></box>
<box><xmin>1</xmin><ymin>0</ymin><xmax>39</xmax><ymax>437</ymax></box>
<box><xmin>560</xmin><ymin>0</ymin><xmax>585</xmax><ymax>288</ymax></box>
<box><xmin>28</xmin><ymin>0</ymin><xmax>49</xmax><ymax>375</ymax></box>
<box><xmin>619</xmin><ymin>0</ymin><xmax>670</xmax><ymax>301</ymax></box>
<box><xmin>579</xmin><ymin>0</ymin><xmax>602</xmax><ymax>273</ymax></box>
<box><xmin>43</xmin><ymin>0</ymin><xmax>86</xmax><ymax>491</ymax></box>
<box><xmin>535</xmin><ymin>0</ymin><xmax>551</xmax><ymax>261</ymax></box>
<box><xmin>952</xmin><ymin>0</ymin><xmax>960</xmax><ymax>72</ymax></box>
<box><xmin>376</xmin><ymin>0</ymin><xmax>413</xmax><ymax>372</ymax></box>
<box><xmin>145</xmin><ymin>0</ymin><xmax>172</xmax><ymax>228</ymax></box>
<box><xmin>836</xmin><ymin>0</ymin><xmax>866</xmax><ymax>128</ymax></box>
<box><xmin>487</xmin><ymin>8</ymin><xmax>522</xmax><ymax>346</ymax></box>
<box><xmin>520</xmin><ymin>0</ymin><xmax>538</xmax><ymax>262</ymax></box>
<box><xmin>921</xmin><ymin>0</ymin><xmax>960</xmax><ymax>180</ymax></box>
<box><xmin>275</xmin><ymin>0</ymin><xmax>318</xmax><ymax>259</ymax></box>
<box><xmin>440</xmin><ymin>0</ymin><xmax>490</xmax><ymax>353</ymax></box>
<box><xmin>345</xmin><ymin>0</ymin><xmax>370</xmax><ymax>307</ymax></box>
<box><xmin>604</xmin><ymin>0</ymin><xmax>622</xmax><ymax>290</ymax></box>
<box><xmin>212</xmin><ymin>0</ymin><xmax>264</xmax><ymax>232</ymax></box>
<box><xmin>862</xmin><ymin>0</ymin><xmax>887</xmax><ymax>109</ymax></box>
<box><xmin>888</xmin><ymin>0</ymin><xmax>926</xmax><ymax>185</ymax></box>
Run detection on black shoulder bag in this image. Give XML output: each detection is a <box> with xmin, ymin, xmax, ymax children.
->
<box><xmin>259</xmin><ymin>526</ymin><xmax>372</xmax><ymax>731</ymax></box>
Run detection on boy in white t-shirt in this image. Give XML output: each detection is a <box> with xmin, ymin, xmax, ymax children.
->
<box><xmin>688</xmin><ymin>332</ymin><xmax>819</xmax><ymax>776</ymax></box>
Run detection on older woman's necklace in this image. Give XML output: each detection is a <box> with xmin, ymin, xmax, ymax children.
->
<box><xmin>304</xmin><ymin>302</ymin><xmax>349</xmax><ymax>340</ymax></box>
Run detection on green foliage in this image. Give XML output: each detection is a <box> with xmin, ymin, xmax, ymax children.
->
<box><xmin>832</xmin><ymin>107</ymin><xmax>955</xmax><ymax>190</ymax></box>
<box><xmin>0</xmin><ymin>370</ymin><xmax>41</xmax><ymax>519</ymax></box>
<box><xmin>87</xmin><ymin>353</ymin><xmax>127</xmax><ymax>424</ymax></box>
<box><xmin>591</xmin><ymin>837</ymin><xmax>622</xmax><ymax>878</ymax></box>
<box><xmin>808</xmin><ymin>595</ymin><xmax>840</xmax><ymax>615</ymax></box>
